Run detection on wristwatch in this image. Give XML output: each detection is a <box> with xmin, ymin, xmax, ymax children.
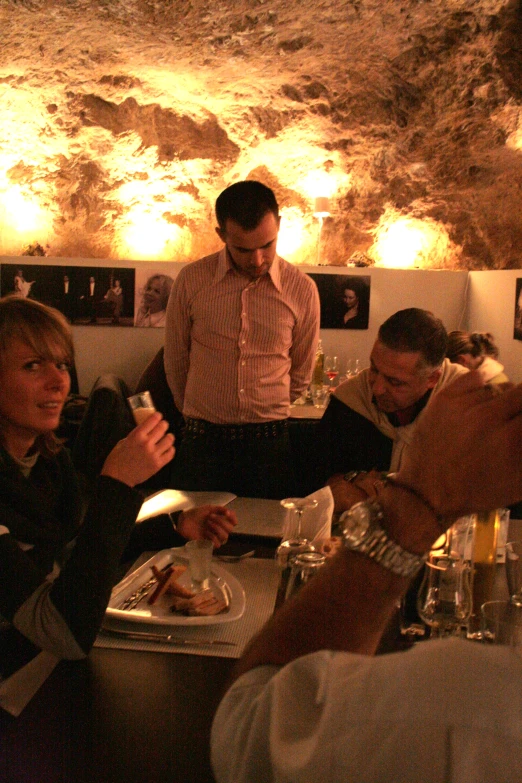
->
<box><xmin>340</xmin><ymin>500</ymin><xmax>427</xmax><ymax>578</ymax></box>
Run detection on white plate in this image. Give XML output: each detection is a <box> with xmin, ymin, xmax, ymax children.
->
<box><xmin>106</xmin><ymin>548</ymin><xmax>245</xmax><ymax>626</ymax></box>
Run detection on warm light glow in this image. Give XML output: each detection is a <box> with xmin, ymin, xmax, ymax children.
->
<box><xmin>301</xmin><ymin>170</ymin><xmax>337</xmax><ymax>200</ymax></box>
<box><xmin>372</xmin><ymin>211</ymin><xmax>452</xmax><ymax>269</ymax></box>
<box><xmin>2</xmin><ymin>187</ymin><xmax>42</xmax><ymax>233</ymax></box>
<box><xmin>277</xmin><ymin>206</ymin><xmax>310</xmax><ymax>260</ymax></box>
<box><xmin>506</xmin><ymin>128</ymin><xmax>522</xmax><ymax>152</ymax></box>
<box><xmin>117</xmin><ymin>207</ymin><xmax>189</xmax><ymax>260</ymax></box>
<box><xmin>0</xmin><ymin>181</ymin><xmax>52</xmax><ymax>251</ymax></box>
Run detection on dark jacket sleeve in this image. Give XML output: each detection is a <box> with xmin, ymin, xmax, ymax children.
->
<box><xmin>314</xmin><ymin>395</ymin><xmax>394</xmax><ymax>485</ymax></box>
<box><xmin>48</xmin><ymin>475</ymin><xmax>143</xmax><ymax>653</ymax></box>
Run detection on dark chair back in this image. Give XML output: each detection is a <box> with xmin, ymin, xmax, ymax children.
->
<box><xmin>71</xmin><ymin>374</ymin><xmax>135</xmax><ymax>484</ymax></box>
<box><xmin>135</xmin><ymin>347</ymin><xmax>184</xmax><ymax>442</ymax></box>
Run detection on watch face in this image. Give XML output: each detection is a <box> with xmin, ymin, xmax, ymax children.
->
<box><xmin>342</xmin><ymin>505</ymin><xmax>371</xmax><ymax>548</ymax></box>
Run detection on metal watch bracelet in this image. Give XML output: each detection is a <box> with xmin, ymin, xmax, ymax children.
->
<box><xmin>340</xmin><ymin>500</ymin><xmax>427</xmax><ymax>579</ymax></box>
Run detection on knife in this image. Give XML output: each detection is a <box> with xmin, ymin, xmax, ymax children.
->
<box><xmin>101</xmin><ymin>628</ymin><xmax>236</xmax><ymax>646</ymax></box>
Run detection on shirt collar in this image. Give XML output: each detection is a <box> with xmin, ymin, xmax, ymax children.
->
<box><xmin>213</xmin><ymin>246</ymin><xmax>282</xmax><ymax>292</ymax></box>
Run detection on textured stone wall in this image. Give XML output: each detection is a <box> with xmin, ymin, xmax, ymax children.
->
<box><xmin>1</xmin><ymin>0</ymin><xmax>521</xmax><ymax>268</ymax></box>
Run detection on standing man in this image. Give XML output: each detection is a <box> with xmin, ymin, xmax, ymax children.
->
<box><xmin>164</xmin><ymin>180</ymin><xmax>320</xmax><ymax>499</ymax></box>
<box><xmin>59</xmin><ymin>273</ymin><xmax>73</xmax><ymax>321</ymax></box>
<box><xmin>79</xmin><ymin>275</ymin><xmax>98</xmax><ymax>323</ymax></box>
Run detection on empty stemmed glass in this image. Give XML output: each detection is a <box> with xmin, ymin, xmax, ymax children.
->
<box><xmin>506</xmin><ymin>541</ymin><xmax>522</xmax><ymax>607</ymax></box>
<box><xmin>276</xmin><ymin>497</ymin><xmax>319</xmax><ymax>567</ymax></box>
<box><xmin>345</xmin><ymin>358</ymin><xmax>361</xmax><ymax>378</ymax></box>
<box><xmin>274</xmin><ymin>497</ymin><xmax>319</xmax><ymax>610</ymax></box>
<box><xmin>417</xmin><ymin>553</ymin><xmax>472</xmax><ymax>638</ymax></box>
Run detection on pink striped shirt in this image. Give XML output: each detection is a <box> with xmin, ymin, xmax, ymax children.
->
<box><xmin>164</xmin><ymin>248</ymin><xmax>320</xmax><ymax>424</ymax></box>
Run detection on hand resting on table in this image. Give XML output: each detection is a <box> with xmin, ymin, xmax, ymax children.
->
<box><xmin>177</xmin><ymin>505</ymin><xmax>238</xmax><ymax>548</ymax></box>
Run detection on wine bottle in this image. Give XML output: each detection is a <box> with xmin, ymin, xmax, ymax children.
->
<box><xmin>312</xmin><ymin>339</ymin><xmax>324</xmax><ymax>386</ymax></box>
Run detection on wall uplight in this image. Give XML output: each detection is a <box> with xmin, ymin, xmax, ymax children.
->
<box><xmin>313</xmin><ymin>196</ymin><xmax>331</xmax><ymax>265</ymax></box>
<box><xmin>313</xmin><ymin>196</ymin><xmax>331</xmax><ymax>218</ymax></box>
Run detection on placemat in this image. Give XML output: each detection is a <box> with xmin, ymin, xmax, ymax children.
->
<box><xmin>95</xmin><ymin>557</ymin><xmax>280</xmax><ymax>659</ymax></box>
<box><xmin>228</xmin><ymin>496</ymin><xmax>286</xmax><ymax>538</ymax></box>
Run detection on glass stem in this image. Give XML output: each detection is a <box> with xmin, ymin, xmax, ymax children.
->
<box><xmin>296</xmin><ymin>510</ymin><xmax>303</xmax><ymax>539</ymax></box>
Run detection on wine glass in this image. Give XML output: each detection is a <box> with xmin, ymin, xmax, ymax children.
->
<box><xmin>506</xmin><ymin>541</ymin><xmax>522</xmax><ymax>607</ymax></box>
<box><xmin>276</xmin><ymin>497</ymin><xmax>319</xmax><ymax>565</ymax></box>
<box><xmin>345</xmin><ymin>358</ymin><xmax>361</xmax><ymax>379</ymax></box>
<box><xmin>324</xmin><ymin>356</ymin><xmax>339</xmax><ymax>389</ymax></box>
<box><xmin>274</xmin><ymin>497</ymin><xmax>319</xmax><ymax>609</ymax></box>
<box><xmin>417</xmin><ymin>554</ymin><xmax>472</xmax><ymax>638</ymax></box>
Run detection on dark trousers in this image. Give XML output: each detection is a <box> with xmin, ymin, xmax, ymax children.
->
<box><xmin>170</xmin><ymin>419</ymin><xmax>295</xmax><ymax>500</ymax></box>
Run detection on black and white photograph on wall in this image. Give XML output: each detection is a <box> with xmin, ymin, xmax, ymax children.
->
<box><xmin>134</xmin><ymin>269</ymin><xmax>174</xmax><ymax>327</ymax></box>
<box><xmin>307</xmin><ymin>273</ymin><xmax>371</xmax><ymax>329</ymax></box>
<box><xmin>69</xmin><ymin>267</ymin><xmax>135</xmax><ymax>326</ymax></box>
<box><xmin>0</xmin><ymin>263</ymin><xmax>136</xmax><ymax>326</ymax></box>
<box><xmin>1</xmin><ymin>263</ymin><xmax>48</xmax><ymax>302</ymax></box>
<box><xmin>514</xmin><ymin>278</ymin><xmax>522</xmax><ymax>341</ymax></box>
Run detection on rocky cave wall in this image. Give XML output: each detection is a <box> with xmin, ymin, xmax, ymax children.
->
<box><xmin>1</xmin><ymin>0</ymin><xmax>521</xmax><ymax>268</ymax></box>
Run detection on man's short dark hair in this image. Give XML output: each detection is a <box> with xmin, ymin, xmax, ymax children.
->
<box><xmin>215</xmin><ymin>181</ymin><xmax>279</xmax><ymax>231</ymax></box>
<box><xmin>378</xmin><ymin>308</ymin><xmax>448</xmax><ymax>368</ymax></box>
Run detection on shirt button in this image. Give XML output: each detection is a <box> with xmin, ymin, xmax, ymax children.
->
<box><xmin>241</xmin><ymin>340</ymin><xmax>246</xmax><ymax>345</ymax></box>
<box><xmin>240</xmin><ymin>389</ymin><xmax>245</xmax><ymax>394</ymax></box>
<box><xmin>242</xmin><ymin>361</ymin><xmax>246</xmax><ymax>366</ymax></box>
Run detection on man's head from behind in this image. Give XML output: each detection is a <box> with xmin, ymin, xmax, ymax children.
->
<box><xmin>369</xmin><ymin>308</ymin><xmax>448</xmax><ymax>413</ymax></box>
<box><xmin>215</xmin><ymin>181</ymin><xmax>280</xmax><ymax>280</ymax></box>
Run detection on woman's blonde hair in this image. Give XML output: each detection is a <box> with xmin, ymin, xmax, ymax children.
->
<box><xmin>0</xmin><ymin>295</ymin><xmax>74</xmax><ymax>455</ymax></box>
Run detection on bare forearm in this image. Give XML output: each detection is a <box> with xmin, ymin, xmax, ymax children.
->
<box><xmin>234</xmin><ymin>550</ymin><xmax>402</xmax><ymax>680</ymax></box>
<box><xmin>233</xmin><ymin>484</ymin><xmax>442</xmax><ymax>681</ymax></box>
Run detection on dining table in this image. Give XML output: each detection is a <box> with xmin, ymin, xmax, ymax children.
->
<box><xmin>1</xmin><ymin>500</ymin><xmax>519</xmax><ymax>783</ymax></box>
<box><xmin>0</xmin><ymin>498</ymin><xmax>288</xmax><ymax>783</ymax></box>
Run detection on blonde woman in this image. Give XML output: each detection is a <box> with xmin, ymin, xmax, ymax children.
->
<box><xmin>0</xmin><ymin>296</ymin><xmax>235</xmax><ymax>715</ymax></box>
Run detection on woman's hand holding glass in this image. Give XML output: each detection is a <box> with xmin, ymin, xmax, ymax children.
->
<box><xmin>101</xmin><ymin>411</ymin><xmax>175</xmax><ymax>487</ymax></box>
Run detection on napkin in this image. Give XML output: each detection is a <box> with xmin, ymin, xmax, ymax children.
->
<box><xmin>281</xmin><ymin>486</ymin><xmax>334</xmax><ymax>543</ymax></box>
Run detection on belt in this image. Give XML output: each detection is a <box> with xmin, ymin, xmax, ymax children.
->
<box><xmin>184</xmin><ymin>417</ymin><xmax>288</xmax><ymax>441</ymax></box>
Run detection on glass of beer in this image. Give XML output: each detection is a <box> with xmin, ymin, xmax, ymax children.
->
<box><xmin>127</xmin><ymin>390</ymin><xmax>156</xmax><ymax>425</ymax></box>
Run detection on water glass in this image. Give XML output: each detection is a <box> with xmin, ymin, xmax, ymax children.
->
<box><xmin>127</xmin><ymin>390</ymin><xmax>156</xmax><ymax>425</ymax></box>
<box><xmin>185</xmin><ymin>539</ymin><xmax>213</xmax><ymax>591</ymax></box>
<box><xmin>481</xmin><ymin>600</ymin><xmax>522</xmax><ymax>651</ymax></box>
<box><xmin>311</xmin><ymin>386</ymin><xmax>329</xmax><ymax>409</ymax></box>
